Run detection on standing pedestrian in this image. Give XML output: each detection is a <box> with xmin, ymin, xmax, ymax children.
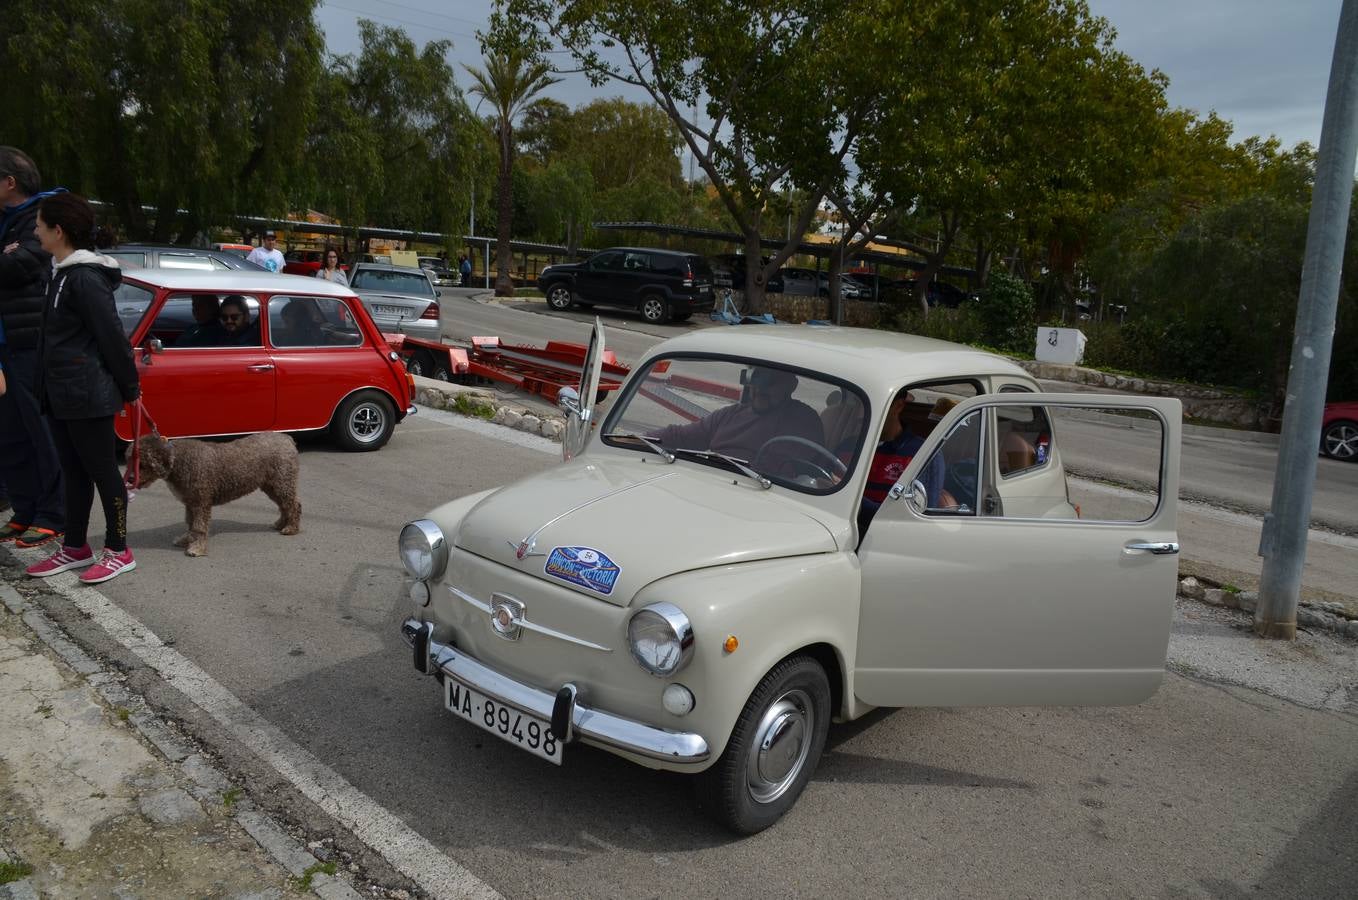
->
<box><xmin>459</xmin><ymin>253</ymin><xmax>472</xmax><ymax>287</ymax></box>
<box><xmin>247</xmin><ymin>231</ymin><xmax>285</xmax><ymax>273</ymax></box>
<box><xmin>24</xmin><ymin>193</ymin><xmax>140</xmax><ymax>584</ymax></box>
<box><xmin>0</xmin><ymin>146</ymin><xmax>66</xmax><ymax>548</ymax></box>
<box><xmin>315</xmin><ymin>246</ymin><xmax>347</xmax><ymax>284</ymax></box>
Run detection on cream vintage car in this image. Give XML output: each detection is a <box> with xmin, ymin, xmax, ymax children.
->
<box><xmin>398</xmin><ymin>322</ymin><xmax>1183</xmax><ymax>834</ymax></box>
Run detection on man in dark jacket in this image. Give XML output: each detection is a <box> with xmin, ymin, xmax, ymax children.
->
<box><xmin>0</xmin><ymin>146</ymin><xmax>65</xmax><ymax>546</ymax></box>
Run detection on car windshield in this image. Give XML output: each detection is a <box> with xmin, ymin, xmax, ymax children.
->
<box><xmin>350</xmin><ymin>269</ymin><xmax>433</xmax><ymax>297</ymax></box>
<box><xmin>601</xmin><ymin>355</ymin><xmax>869</xmax><ymax>494</ymax></box>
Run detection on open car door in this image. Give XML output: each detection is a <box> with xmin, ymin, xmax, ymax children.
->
<box><xmin>562</xmin><ymin>317</ymin><xmax>606</xmax><ymax>461</ymax></box>
<box><xmin>855</xmin><ymin>393</ymin><xmax>1182</xmax><ymax>708</ymax></box>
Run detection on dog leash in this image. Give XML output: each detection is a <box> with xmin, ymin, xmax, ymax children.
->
<box><xmin>122</xmin><ymin>398</ymin><xmax>159</xmax><ymax>500</ymax></box>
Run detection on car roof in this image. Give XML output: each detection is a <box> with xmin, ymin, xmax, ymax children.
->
<box><xmin>642</xmin><ymin>325</ymin><xmax>1030</xmax><ymax>389</ymax></box>
<box><xmin>119</xmin><ymin>269</ymin><xmax>357</xmax><ymax>297</ymax></box>
<box><xmin>349</xmin><ymin>262</ymin><xmax>427</xmax><ymax>273</ymax></box>
<box><xmin>600</xmin><ymin>246</ymin><xmax>693</xmax><ymax>257</ymax></box>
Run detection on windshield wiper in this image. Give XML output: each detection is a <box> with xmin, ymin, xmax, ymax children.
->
<box><xmin>602</xmin><ymin>431</ymin><xmax>674</xmax><ymax>463</ymax></box>
<box><xmin>673</xmin><ymin>448</ymin><xmax>771</xmax><ymax>489</ymax></box>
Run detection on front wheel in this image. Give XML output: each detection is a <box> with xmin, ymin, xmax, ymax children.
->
<box><xmin>1322</xmin><ymin>419</ymin><xmax>1358</xmax><ymax>460</ymax></box>
<box><xmin>330</xmin><ymin>391</ymin><xmax>396</xmax><ymax>452</ymax></box>
<box><xmin>405</xmin><ymin>349</ymin><xmax>435</xmax><ymax>378</ymax></box>
<box><xmin>693</xmin><ymin>655</ymin><xmax>830</xmax><ymax>835</ymax></box>
<box><xmin>639</xmin><ymin>293</ymin><xmax>670</xmax><ymax>324</ymax></box>
<box><xmin>546</xmin><ymin>284</ymin><xmax>573</xmax><ymax>311</ymax></box>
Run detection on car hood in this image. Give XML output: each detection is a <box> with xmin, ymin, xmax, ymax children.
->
<box><xmin>453</xmin><ymin>457</ymin><xmax>837</xmax><ymax>606</ymax></box>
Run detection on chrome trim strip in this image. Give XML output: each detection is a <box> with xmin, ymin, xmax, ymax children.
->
<box><xmin>401</xmin><ymin>618</ymin><xmax>708</xmax><ymax>764</ymax></box>
<box><xmin>447</xmin><ymin>586</ymin><xmax>612</xmax><ymax>652</ymax></box>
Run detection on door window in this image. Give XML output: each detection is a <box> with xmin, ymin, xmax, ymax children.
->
<box><xmin>622</xmin><ymin>251</ymin><xmax>650</xmax><ymax>271</ymax></box>
<box><xmin>590</xmin><ymin>251</ymin><xmax>624</xmax><ymax>271</ymax></box>
<box><xmin>269</xmin><ymin>296</ymin><xmax>363</xmax><ymax>347</ymax></box>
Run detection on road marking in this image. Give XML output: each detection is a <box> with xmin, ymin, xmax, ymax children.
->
<box><xmin>7</xmin><ymin>548</ymin><xmax>500</xmax><ymax>900</ymax></box>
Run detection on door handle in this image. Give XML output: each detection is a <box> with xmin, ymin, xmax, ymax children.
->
<box><xmin>1124</xmin><ymin>541</ymin><xmax>1179</xmax><ymax>555</ymax></box>
<box><xmin>247</xmin><ymin>363</ymin><xmax>275</xmax><ymax>372</ymax></box>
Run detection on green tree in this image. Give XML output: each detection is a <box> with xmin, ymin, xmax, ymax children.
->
<box><xmin>2</xmin><ymin>0</ymin><xmax>324</xmax><ymax>240</ymax></box>
<box><xmin>465</xmin><ymin>47</ymin><xmax>561</xmax><ymax>295</ymax></box>
<box><xmin>309</xmin><ymin>21</ymin><xmax>485</xmax><ymax>242</ymax></box>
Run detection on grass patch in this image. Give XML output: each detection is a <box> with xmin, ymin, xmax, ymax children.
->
<box><xmin>291</xmin><ymin>861</ymin><xmax>337</xmax><ymax>892</ymax></box>
<box><xmin>452</xmin><ymin>393</ymin><xmax>495</xmax><ymax>420</ymax></box>
<box><xmin>34</xmin><ymin>703</ymin><xmax>52</xmax><ymax>718</ymax></box>
<box><xmin>115</xmin><ymin>706</ymin><xmax>131</xmax><ymax>721</ymax></box>
<box><xmin>221</xmin><ymin>787</ymin><xmax>242</xmax><ymax>809</ymax></box>
<box><xmin>0</xmin><ymin>860</ymin><xmax>34</xmax><ymax>884</ymax></box>
<box><xmin>1223</xmin><ymin>584</ymin><xmax>1242</xmax><ymax>594</ymax></box>
<box><xmin>515</xmin><ymin>287</ymin><xmax>545</xmax><ymax>299</ymax></box>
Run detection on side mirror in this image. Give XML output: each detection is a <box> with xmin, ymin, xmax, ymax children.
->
<box><xmin>141</xmin><ymin>338</ymin><xmax>163</xmax><ymax>364</ymax></box>
<box><xmin>557</xmin><ymin>386</ymin><xmax>581</xmax><ymax>416</ymax></box>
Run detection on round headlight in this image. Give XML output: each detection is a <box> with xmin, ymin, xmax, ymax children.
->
<box><xmin>627</xmin><ymin>602</ymin><xmax>694</xmax><ymax>677</ymax></box>
<box><xmin>399</xmin><ymin>519</ymin><xmax>447</xmax><ymax>581</ymax></box>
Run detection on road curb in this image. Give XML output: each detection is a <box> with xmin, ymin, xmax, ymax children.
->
<box><xmin>0</xmin><ymin>576</ymin><xmax>365</xmax><ymax>900</ymax></box>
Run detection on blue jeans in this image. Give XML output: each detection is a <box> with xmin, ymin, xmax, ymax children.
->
<box><xmin>0</xmin><ymin>347</ymin><xmax>64</xmax><ymax>531</ymax></box>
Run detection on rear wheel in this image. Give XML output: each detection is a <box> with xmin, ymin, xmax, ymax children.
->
<box><xmin>405</xmin><ymin>349</ymin><xmax>435</xmax><ymax>378</ymax></box>
<box><xmin>640</xmin><ymin>293</ymin><xmax>670</xmax><ymax>324</ymax></box>
<box><xmin>693</xmin><ymin>655</ymin><xmax>830</xmax><ymax>835</ymax></box>
<box><xmin>330</xmin><ymin>391</ymin><xmax>396</xmax><ymax>452</ymax></box>
<box><xmin>546</xmin><ymin>284</ymin><xmax>573</xmax><ymax>311</ymax></box>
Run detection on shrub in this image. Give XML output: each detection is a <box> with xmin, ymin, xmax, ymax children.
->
<box><xmin>978</xmin><ymin>273</ymin><xmax>1035</xmax><ymax>353</ymax></box>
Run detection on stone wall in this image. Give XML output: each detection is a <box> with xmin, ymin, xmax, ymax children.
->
<box><xmin>1017</xmin><ymin>360</ymin><xmax>1266</xmax><ymax>429</ymax></box>
<box><xmin>735</xmin><ymin>291</ymin><xmax>884</xmax><ymax>327</ymax></box>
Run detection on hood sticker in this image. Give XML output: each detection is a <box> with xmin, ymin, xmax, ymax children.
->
<box><xmin>544</xmin><ymin>546</ymin><xmax>621</xmax><ymax>596</ymax></box>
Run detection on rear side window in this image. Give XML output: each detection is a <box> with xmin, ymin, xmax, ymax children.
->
<box><xmin>107</xmin><ymin>251</ymin><xmax>146</xmax><ymax>269</ymax></box>
<box><xmin>649</xmin><ymin>254</ymin><xmax>687</xmax><ymax>276</ymax></box>
<box><xmin>269</xmin><ymin>296</ymin><xmax>363</xmax><ymax>347</ymax></box>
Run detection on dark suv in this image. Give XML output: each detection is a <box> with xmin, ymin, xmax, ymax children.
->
<box><xmin>538</xmin><ymin>247</ymin><xmax>715</xmax><ymax>323</ymax></box>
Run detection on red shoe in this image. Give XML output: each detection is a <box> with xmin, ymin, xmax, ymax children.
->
<box><xmin>14</xmin><ymin>526</ymin><xmax>62</xmax><ymax>549</ymax></box>
<box><xmin>79</xmin><ymin>547</ymin><xmax>136</xmax><ymax>584</ymax></box>
<box><xmin>25</xmin><ymin>544</ymin><xmax>95</xmax><ymax>577</ymax></box>
<box><xmin>0</xmin><ymin>520</ymin><xmax>29</xmax><ymax>543</ymax></box>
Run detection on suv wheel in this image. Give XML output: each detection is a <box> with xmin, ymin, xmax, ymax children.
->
<box><xmin>547</xmin><ymin>284</ymin><xmax>573</xmax><ymax>311</ymax></box>
<box><xmin>640</xmin><ymin>293</ymin><xmax>670</xmax><ymax>324</ymax></box>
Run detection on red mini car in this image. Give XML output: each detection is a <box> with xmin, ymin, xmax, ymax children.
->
<box><xmin>1321</xmin><ymin>400</ymin><xmax>1358</xmax><ymax>462</ymax></box>
<box><xmin>114</xmin><ymin>270</ymin><xmax>415</xmax><ymax>451</ymax></box>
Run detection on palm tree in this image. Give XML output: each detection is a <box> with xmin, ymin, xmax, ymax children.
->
<box><xmin>465</xmin><ymin>50</ymin><xmax>560</xmax><ymax>296</ymax></box>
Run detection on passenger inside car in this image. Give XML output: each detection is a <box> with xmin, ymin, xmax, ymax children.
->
<box><xmin>858</xmin><ymin>389</ymin><xmax>946</xmax><ymax>533</ymax></box>
<box><xmin>277</xmin><ymin>298</ymin><xmax>326</xmax><ymax>346</ymax></box>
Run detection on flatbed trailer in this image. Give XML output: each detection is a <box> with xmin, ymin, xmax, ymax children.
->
<box><xmin>388</xmin><ymin>333</ymin><xmax>629</xmax><ymax>404</ymax></box>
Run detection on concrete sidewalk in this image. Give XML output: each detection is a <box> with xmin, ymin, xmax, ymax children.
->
<box><xmin>0</xmin><ymin>585</ymin><xmax>361</xmax><ymax>900</ymax></box>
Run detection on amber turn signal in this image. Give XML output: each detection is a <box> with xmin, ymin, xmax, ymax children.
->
<box><xmin>723</xmin><ymin>635</ymin><xmax>739</xmax><ymax>653</ymax></box>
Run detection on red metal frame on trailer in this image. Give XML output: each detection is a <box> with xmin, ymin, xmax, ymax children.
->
<box><xmin>388</xmin><ymin>334</ymin><xmax>629</xmax><ymax>403</ymax></box>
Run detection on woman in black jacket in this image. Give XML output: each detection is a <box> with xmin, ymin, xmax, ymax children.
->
<box><xmin>25</xmin><ymin>193</ymin><xmax>140</xmax><ymax>584</ymax></box>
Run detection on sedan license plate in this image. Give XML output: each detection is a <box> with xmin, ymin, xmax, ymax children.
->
<box><xmin>373</xmin><ymin>304</ymin><xmax>409</xmax><ymax>318</ymax></box>
<box><xmin>444</xmin><ymin>679</ymin><xmax>563</xmax><ymax>765</ymax></box>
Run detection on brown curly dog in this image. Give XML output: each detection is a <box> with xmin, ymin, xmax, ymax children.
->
<box><xmin>135</xmin><ymin>432</ymin><xmax>302</xmax><ymax>557</ymax></box>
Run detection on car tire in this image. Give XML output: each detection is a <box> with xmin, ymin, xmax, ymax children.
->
<box><xmin>640</xmin><ymin>293</ymin><xmax>670</xmax><ymax>324</ymax></box>
<box><xmin>546</xmin><ymin>284</ymin><xmax>573</xmax><ymax>311</ymax></box>
<box><xmin>406</xmin><ymin>349</ymin><xmax>435</xmax><ymax>378</ymax></box>
<box><xmin>692</xmin><ymin>655</ymin><xmax>830</xmax><ymax>835</ymax></box>
<box><xmin>330</xmin><ymin>391</ymin><xmax>396</xmax><ymax>452</ymax></box>
<box><xmin>1321</xmin><ymin>419</ymin><xmax>1358</xmax><ymax>461</ymax></box>
<box><xmin>432</xmin><ymin>362</ymin><xmax>452</xmax><ymax>382</ymax></box>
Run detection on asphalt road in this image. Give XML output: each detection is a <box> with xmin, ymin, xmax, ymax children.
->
<box><xmin>10</xmin><ymin>406</ymin><xmax>1353</xmax><ymax>899</ymax></box>
<box><xmin>434</xmin><ymin>287</ymin><xmax>1358</xmax><ymax>535</ymax></box>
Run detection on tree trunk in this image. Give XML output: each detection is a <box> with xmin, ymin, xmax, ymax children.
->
<box><xmin>826</xmin><ymin>248</ymin><xmax>843</xmax><ymax>324</ymax></box>
<box><xmin>494</xmin><ymin>123</ymin><xmax>515</xmax><ymax>297</ymax></box>
<box><xmin>744</xmin><ymin>229</ymin><xmax>767</xmax><ymax>313</ymax></box>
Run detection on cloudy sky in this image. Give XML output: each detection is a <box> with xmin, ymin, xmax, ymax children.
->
<box><xmin>315</xmin><ymin>0</ymin><xmax>1343</xmax><ymax>151</ymax></box>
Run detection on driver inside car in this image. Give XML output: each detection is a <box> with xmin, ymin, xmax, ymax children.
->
<box><xmin>650</xmin><ymin>366</ymin><xmax>824</xmax><ymax>469</ymax></box>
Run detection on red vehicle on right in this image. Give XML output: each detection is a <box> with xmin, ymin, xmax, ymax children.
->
<box><xmin>1321</xmin><ymin>400</ymin><xmax>1358</xmax><ymax>461</ymax></box>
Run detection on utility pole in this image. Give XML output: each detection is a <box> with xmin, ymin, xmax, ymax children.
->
<box><xmin>470</xmin><ymin>182</ymin><xmax>476</xmax><ymax>237</ymax></box>
<box><xmin>1256</xmin><ymin>0</ymin><xmax>1358</xmax><ymax>639</ymax></box>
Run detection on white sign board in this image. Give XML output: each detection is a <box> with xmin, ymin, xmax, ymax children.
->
<box><xmin>1035</xmin><ymin>327</ymin><xmax>1087</xmax><ymax>365</ymax></box>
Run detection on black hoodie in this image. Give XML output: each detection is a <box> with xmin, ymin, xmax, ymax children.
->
<box><xmin>38</xmin><ymin>252</ymin><xmax>139</xmax><ymax>419</ymax></box>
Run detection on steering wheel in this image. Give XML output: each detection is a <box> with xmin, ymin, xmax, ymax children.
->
<box><xmin>752</xmin><ymin>435</ymin><xmax>847</xmax><ymax>483</ymax></box>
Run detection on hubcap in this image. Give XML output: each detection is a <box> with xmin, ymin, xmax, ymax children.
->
<box><xmin>550</xmin><ymin>288</ymin><xmax>570</xmax><ymax>309</ymax></box>
<box><xmin>407</xmin><ymin>359</ymin><xmax>424</xmax><ymax>376</ymax></box>
<box><xmin>1326</xmin><ymin>423</ymin><xmax>1358</xmax><ymax>460</ymax></box>
<box><xmin>745</xmin><ymin>689</ymin><xmax>813</xmax><ymax>804</ymax></box>
<box><xmin>642</xmin><ymin>298</ymin><xmax>664</xmax><ymax>320</ymax></box>
<box><xmin>349</xmin><ymin>403</ymin><xmax>385</xmax><ymax>443</ymax></box>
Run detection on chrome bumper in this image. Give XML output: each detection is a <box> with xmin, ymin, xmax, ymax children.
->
<box><xmin>401</xmin><ymin>618</ymin><xmax>710</xmax><ymax>765</ymax></box>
